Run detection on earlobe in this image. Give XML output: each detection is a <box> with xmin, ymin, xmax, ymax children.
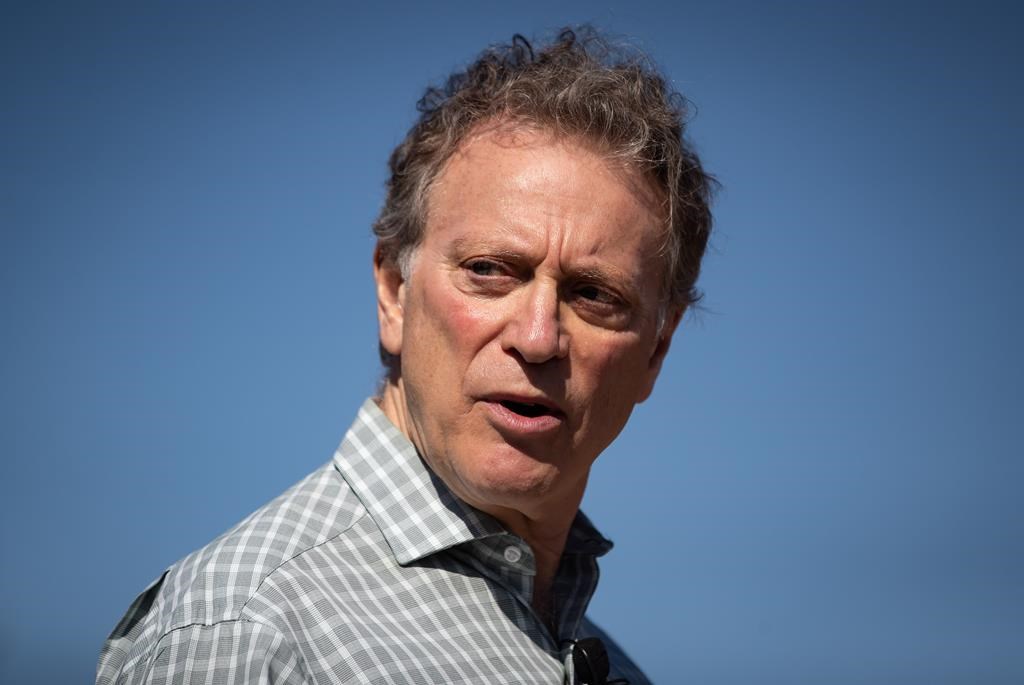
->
<box><xmin>637</xmin><ymin>306</ymin><xmax>684</xmax><ymax>403</ymax></box>
<box><xmin>374</xmin><ymin>246</ymin><xmax>406</xmax><ymax>357</ymax></box>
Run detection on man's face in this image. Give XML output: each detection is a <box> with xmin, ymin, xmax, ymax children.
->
<box><xmin>376</xmin><ymin>126</ymin><xmax>680</xmax><ymax>521</ymax></box>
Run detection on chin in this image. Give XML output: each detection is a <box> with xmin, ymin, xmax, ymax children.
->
<box><xmin>458</xmin><ymin>449</ymin><xmax>565</xmax><ymax>507</ymax></box>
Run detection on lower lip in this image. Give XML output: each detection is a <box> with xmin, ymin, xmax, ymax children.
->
<box><xmin>482</xmin><ymin>401</ymin><xmax>564</xmax><ymax>436</ymax></box>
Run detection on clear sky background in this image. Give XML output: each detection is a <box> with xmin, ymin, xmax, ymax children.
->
<box><xmin>2</xmin><ymin>2</ymin><xmax>1021</xmax><ymax>684</ymax></box>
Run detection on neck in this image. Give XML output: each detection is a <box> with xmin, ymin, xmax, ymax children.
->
<box><xmin>484</xmin><ymin>504</ymin><xmax>578</xmax><ymax>622</ymax></box>
<box><xmin>526</xmin><ymin>526</ymin><xmax>567</xmax><ymax>625</ymax></box>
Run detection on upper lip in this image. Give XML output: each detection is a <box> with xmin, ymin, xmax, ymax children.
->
<box><xmin>479</xmin><ymin>392</ymin><xmax>566</xmax><ymax>417</ymax></box>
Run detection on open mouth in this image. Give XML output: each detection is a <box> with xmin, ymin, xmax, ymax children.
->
<box><xmin>499</xmin><ymin>400</ymin><xmax>555</xmax><ymax>418</ymax></box>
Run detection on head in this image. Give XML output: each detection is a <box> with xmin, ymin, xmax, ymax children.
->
<box><xmin>372</xmin><ymin>28</ymin><xmax>714</xmax><ymax>526</ymax></box>
<box><xmin>374</xmin><ymin>28</ymin><xmax>715</xmax><ymax>348</ymax></box>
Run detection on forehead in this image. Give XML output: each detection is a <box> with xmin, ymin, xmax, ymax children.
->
<box><xmin>424</xmin><ymin>125</ymin><xmax>667</xmax><ymax>257</ymax></box>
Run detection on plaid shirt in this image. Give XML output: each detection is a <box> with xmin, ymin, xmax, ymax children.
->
<box><xmin>97</xmin><ymin>399</ymin><xmax>650</xmax><ymax>684</ymax></box>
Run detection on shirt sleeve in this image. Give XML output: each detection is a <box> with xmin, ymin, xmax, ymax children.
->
<box><xmin>115</xmin><ymin>620</ymin><xmax>309</xmax><ymax>685</ymax></box>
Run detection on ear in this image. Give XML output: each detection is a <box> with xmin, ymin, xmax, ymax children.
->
<box><xmin>637</xmin><ymin>305</ymin><xmax>684</xmax><ymax>403</ymax></box>
<box><xmin>374</xmin><ymin>245</ymin><xmax>406</xmax><ymax>357</ymax></box>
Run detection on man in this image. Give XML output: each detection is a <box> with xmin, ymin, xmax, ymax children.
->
<box><xmin>97</xmin><ymin>28</ymin><xmax>713</xmax><ymax>685</ymax></box>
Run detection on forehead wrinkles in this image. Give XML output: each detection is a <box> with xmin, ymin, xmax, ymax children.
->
<box><xmin>429</xmin><ymin>122</ymin><xmax>664</xmax><ymax>215</ymax></box>
<box><xmin>423</xmin><ymin>125</ymin><xmax>668</xmax><ymax>286</ymax></box>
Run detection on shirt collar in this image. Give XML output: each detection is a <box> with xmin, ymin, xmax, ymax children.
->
<box><xmin>564</xmin><ymin>510</ymin><xmax>614</xmax><ymax>557</ymax></box>
<box><xmin>333</xmin><ymin>399</ymin><xmax>613</xmax><ymax>565</ymax></box>
<box><xmin>334</xmin><ymin>399</ymin><xmax>505</xmax><ymax>565</ymax></box>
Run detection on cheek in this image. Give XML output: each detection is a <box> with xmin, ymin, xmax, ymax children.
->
<box><xmin>579</xmin><ymin>332</ymin><xmax>650</xmax><ymax>383</ymax></box>
<box><xmin>574</xmin><ymin>335</ymin><xmax>654</xmax><ymax>412</ymax></box>
<box><xmin>419</xmin><ymin>283</ymin><xmax>503</xmax><ymax>353</ymax></box>
<box><xmin>446</xmin><ymin>300</ymin><xmax>492</xmax><ymax>346</ymax></box>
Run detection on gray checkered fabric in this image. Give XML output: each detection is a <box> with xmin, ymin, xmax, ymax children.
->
<box><xmin>97</xmin><ymin>399</ymin><xmax>650</xmax><ymax>684</ymax></box>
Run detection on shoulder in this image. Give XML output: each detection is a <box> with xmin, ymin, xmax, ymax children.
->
<box><xmin>98</xmin><ymin>462</ymin><xmax>366</xmax><ymax>683</ymax></box>
<box><xmin>99</xmin><ymin>619</ymin><xmax>309</xmax><ymax>685</ymax></box>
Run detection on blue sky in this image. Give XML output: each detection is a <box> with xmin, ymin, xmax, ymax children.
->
<box><xmin>2</xmin><ymin>2</ymin><xmax>1021</xmax><ymax>683</ymax></box>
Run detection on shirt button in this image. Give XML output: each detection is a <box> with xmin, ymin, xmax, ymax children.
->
<box><xmin>503</xmin><ymin>545</ymin><xmax>523</xmax><ymax>564</ymax></box>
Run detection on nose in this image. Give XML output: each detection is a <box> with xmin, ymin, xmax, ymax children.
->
<box><xmin>500</xmin><ymin>281</ymin><xmax>568</xmax><ymax>364</ymax></box>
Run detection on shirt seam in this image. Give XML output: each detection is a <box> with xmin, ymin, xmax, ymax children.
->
<box><xmin>240</xmin><ymin>504</ymin><xmax>370</xmax><ymax>617</ymax></box>
<box><xmin>119</xmin><ymin>496</ymin><xmax>371</xmax><ymax>683</ymax></box>
<box><xmin>120</xmin><ymin>506</ymin><xmax>370</xmax><ymax>680</ymax></box>
<box><xmin>143</xmin><ymin>617</ymin><xmax>311</xmax><ymax>684</ymax></box>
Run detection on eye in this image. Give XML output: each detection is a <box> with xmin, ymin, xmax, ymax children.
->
<box><xmin>575</xmin><ymin>283</ymin><xmax>618</xmax><ymax>305</ymax></box>
<box><xmin>570</xmin><ymin>281</ymin><xmax>633</xmax><ymax>329</ymax></box>
<box><xmin>467</xmin><ymin>259</ymin><xmax>502</xmax><ymax>276</ymax></box>
<box><xmin>458</xmin><ymin>258</ymin><xmax>520</xmax><ymax>296</ymax></box>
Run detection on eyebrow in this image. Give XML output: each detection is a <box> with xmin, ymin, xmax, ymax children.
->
<box><xmin>569</xmin><ymin>265</ymin><xmax>641</xmax><ymax>298</ymax></box>
<box><xmin>448</xmin><ymin>236</ymin><xmax>643</xmax><ymax>295</ymax></box>
<box><xmin>447</xmin><ymin>236</ymin><xmax>534</xmax><ymax>261</ymax></box>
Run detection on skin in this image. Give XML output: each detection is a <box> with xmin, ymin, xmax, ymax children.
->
<box><xmin>375</xmin><ymin>124</ymin><xmax>682</xmax><ymax>616</ymax></box>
